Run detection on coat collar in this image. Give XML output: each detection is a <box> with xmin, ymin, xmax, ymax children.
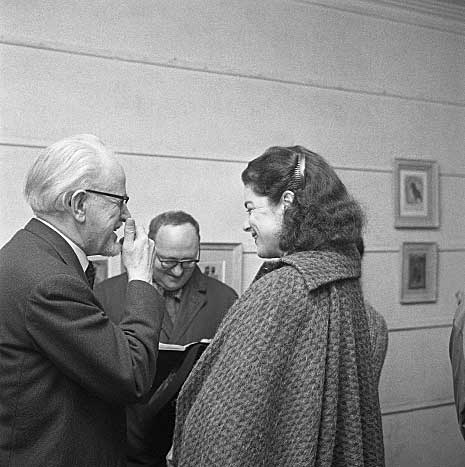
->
<box><xmin>24</xmin><ymin>218</ymin><xmax>88</xmax><ymax>284</ymax></box>
<box><xmin>255</xmin><ymin>246</ymin><xmax>361</xmax><ymax>292</ymax></box>
<box><xmin>281</xmin><ymin>246</ymin><xmax>361</xmax><ymax>291</ymax></box>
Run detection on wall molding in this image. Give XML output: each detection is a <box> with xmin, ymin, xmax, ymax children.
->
<box><xmin>381</xmin><ymin>398</ymin><xmax>454</xmax><ymax>416</ymax></box>
<box><xmin>388</xmin><ymin>321</ymin><xmax>452</xmax><ymax>333</ymax></box>
<box><xmin>2</xmin><ymin>140</ymin><xmax>465</xmax><ymax>178</ymax></box>
<box><xmin>293</xmin><ymin>0</ymin><xmax>465</xmax><ymax>35</ymax></box>
<box><xmin>1</xmin><ymin>37</ymin><xmax>464</xmax><ymax>108</ymax></box>
<box><xmin>243</xmin><ymin>246</ymin><xmax>465</xmax><ymax>254</ymax></box>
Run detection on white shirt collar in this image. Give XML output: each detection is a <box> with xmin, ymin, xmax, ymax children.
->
<box><xmin>36</xmin><ymin>217</ymin><xmax>89</xmax><ymax>272</ymax></box>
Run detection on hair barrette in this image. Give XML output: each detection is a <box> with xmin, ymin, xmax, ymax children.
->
<box><xmin>291</xmin><ymin>153</ymin><xmax>306</xmax><ymax>190</ymax></box>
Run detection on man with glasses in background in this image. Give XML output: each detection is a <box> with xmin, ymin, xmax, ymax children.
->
<box><xmin>0</xmin><ymin>134</ymin><xmax>165</xmax><ymax>466</ymax></box>
<box><xmin>95</xmin><ymin>210</ymin><xmax>238</xmax><ymax>467</ymax></box>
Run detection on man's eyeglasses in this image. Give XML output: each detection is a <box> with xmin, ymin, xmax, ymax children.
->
<box><xmin>85</xmin><ymin>189</ymin><xmax>129</xmax><ymax>206</ymax></box>
<box><xmin>155</xmin><ymin>250</ymin><xmax>200</xmax><ymax>270</ymax></box>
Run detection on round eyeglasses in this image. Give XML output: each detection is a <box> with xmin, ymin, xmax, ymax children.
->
<box><xmin>155</xmin><ymin>250</ymin><xmax>200</xmax><ymax>270</ymax></box>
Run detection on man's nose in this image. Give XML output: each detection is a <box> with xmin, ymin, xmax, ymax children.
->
<box><xmin>243</xmin><ymin>219</ymin><xmax>251</xmax><ymax>232</ymax></box>
<box><xmin>121</xmin><ymin>204</ymin><xmax>131</xmax><ymax>220</ymax></box>
<box><xmin>170</xmin><ymin>264</ymin><xmax>184</xmax><ymax>277</ymax></box>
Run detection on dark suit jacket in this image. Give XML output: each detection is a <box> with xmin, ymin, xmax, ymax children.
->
<box><xmin>95</xmin><ymin>267</ymin><xmax>237</xmax><ymax>346</ymax></box>
<box><xmin>0</xmin><ymin>219</ymin><xmax>165</xmax><ymax>467</ymax></box>
<box><xmin>95</xmin><ymin>267</ymin><xmax>238</xmax><ymax>466</ymax></box>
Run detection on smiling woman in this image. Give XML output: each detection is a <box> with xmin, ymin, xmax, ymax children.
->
<box><xmin>171</xmin><ymin>146</ymin><xmax>384</xmax><ymax>466</ymax></box>
<box><xmin>243</xmin><ymin>186</ymin><xmax>283</xmax><ymax>258</ymax></box>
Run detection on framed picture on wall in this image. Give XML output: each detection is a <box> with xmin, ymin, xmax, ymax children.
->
<box><xmin>393</xmin><ymin>158</ymin><xmax>439</xmax><ymax>228</ymax></box>
<box><xmin>400</xmin><ymin>242</ymin><xmax>438</xmax><ymax>304</ymax></box>
<box><xmin>199</xmin><ymin>242</ymin><xmax>242</xmax><ymax>294</ymax></box>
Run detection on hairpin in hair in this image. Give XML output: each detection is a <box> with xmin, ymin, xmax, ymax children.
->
<box><xmin>291</xmin><ymin>153</ymin><xmax>306</xmax><ymax>190</ymax></box>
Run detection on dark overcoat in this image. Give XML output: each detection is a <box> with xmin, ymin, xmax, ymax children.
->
<box><xmin>0</xmin><ymin>219</ymin><xmax>164</xmax><ymax>467</ymax></box>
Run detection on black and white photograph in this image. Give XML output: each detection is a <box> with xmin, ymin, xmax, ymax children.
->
<box><xmin>1</xmin><ymin>2</ymin><xmax>464</xmax><ymax>466</ymax></box>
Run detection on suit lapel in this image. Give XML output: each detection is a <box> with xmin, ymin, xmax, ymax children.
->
<box><xmin>171</xmin><ymin>267</ymin><xmax>207</xmax><ymax>342</ymax></box>
<box><xmin>25</xmin><ymin>218</ymin><xmax>87</xmax><ymax>284</ymax></box>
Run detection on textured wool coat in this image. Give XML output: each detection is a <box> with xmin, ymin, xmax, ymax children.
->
<box><xmin>172</xmin><ymin>247</ymin><xmax>385</xmax><ymax>467</ymax></box>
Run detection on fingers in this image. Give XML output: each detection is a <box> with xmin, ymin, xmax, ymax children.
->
<box><xmin>148</xmin><ymin>237</ymin><xmax>155</xmax><ymax>269</ymax></box>
<box><xmin>122</xmin><ymin>219</ymin><xmax>154</xmax><ymax>283</ymax></box>
<box><xmin>124</xmin><ymin>218</ymin><xmax>136</xmax><ymax>246</ymax></box>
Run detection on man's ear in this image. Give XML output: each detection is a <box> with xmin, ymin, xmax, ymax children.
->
<box><xmin>281</xmin><ymin>190</ymin><xmax>295</xmax><ymax>209</ymax></box>
<box><xmin>68</xmin><ymin>190</ymin><xmax>88</xmax><ymax>222</ymax></box>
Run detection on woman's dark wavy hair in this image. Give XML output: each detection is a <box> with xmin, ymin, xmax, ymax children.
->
<box><xmin>241</xmin><ymin>145</ymin><xmax>365</xmax><ymax>253</ymax></box>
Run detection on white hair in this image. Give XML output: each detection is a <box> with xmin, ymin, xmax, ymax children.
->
<box><xmin>24</xmin><ymin>134</ymin><xmax>116</xmax><ymax>214</ymax></box>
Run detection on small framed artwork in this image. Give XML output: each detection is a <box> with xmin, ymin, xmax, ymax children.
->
<box><xmin>400</xmin><ymin>242</ymin><xmax>438</xmax><ymax>304</ymax></box>
<box><xmin>394</xmin><ymin>158</ymin><xmax>439</xmax><ymax>228</ymax></box>
<box><xmin>199</xmin><ymin>242</ymin><xmax>243</xmax><ymax>294</ymax></box>
<box><xmin>87</xmin><ymin>256</ymin><xmax>109</xmax><ymax>286</ymax></box>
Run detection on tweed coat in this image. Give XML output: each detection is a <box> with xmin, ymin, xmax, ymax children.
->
<box><xmin>365</xmin><ymin>301</ymin><xmax>388</xmax><ymax>387</ymax></box>
<box><xmin>0</xmin><ymin>219</ymin><xmax>165</xmax><ymax>467</ymax></box>
<box><xmin>172</xmin><ymin>247</ymin><xmax>385</xmax><ymax>467</ymax></box>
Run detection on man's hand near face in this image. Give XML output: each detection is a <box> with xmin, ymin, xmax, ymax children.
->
<box><xmin>123</xmin><ymin>218</ymin><xmax>155</xmax><ymax>283</ymax></box>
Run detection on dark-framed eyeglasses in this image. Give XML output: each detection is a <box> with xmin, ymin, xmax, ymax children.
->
<box><xmin>85</xmin><ymin>189</ymin><xmax>129</xmax><ymax>206</ymax></box>
<box><xmin>155</xmin><ymin>249</ymin><xmax>200</xmax><ymax>270</ymax></box>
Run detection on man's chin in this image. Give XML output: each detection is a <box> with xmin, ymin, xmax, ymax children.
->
<box><xmin>163</xmin><ymin>277</ymin><xmax>188</xmax><ymax>291</ymax></box>
<box><xmin>100</xmin><ymin>240</ymin><xmax>122</xmax><ymax>257</ymax></box>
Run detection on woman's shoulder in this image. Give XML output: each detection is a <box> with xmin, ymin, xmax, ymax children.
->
<box><xmin>283</xmin><ymin>249</ymin><xmax>361</xmax><ymax>289</ymax></box>
<box><xmin>247</xmin><ymin>262</ymin><xmax>306</xmax><ymax>298</ymax></box>
<box><xmin>222</xmin><ymin>263</ymin><xmax>308</xmax><ymax>330</ymax></box>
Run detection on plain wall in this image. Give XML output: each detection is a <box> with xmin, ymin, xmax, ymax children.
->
<box><xmin>1</xmin><ymin>1</ymin><xmax>465</xmax><ymax>465</ymax></box>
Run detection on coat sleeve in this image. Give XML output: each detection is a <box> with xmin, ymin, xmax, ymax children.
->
<box><xmin>25</xmin><ymin>273</ymin><xmax>165</xmax><ymax>404</ymax></box>
<box><xmin>450</xmin><ymin>291</ymin><xmax>465</xmax><ymax>440</ymax></box>
<box><xmin>94</xmin><ymin>275</ymin><xmax>128</xmax><ymax>324</ymax></box>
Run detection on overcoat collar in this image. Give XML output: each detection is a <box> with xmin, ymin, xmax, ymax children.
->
<box><xmin>282</xmin><ymin>246</ymin><xmax>361</xmax><ymax>290</ymax></box>
<box><xmin>258</xmin><ymin>246</ymin><xmax>361</xmax><ymax>292</ymax></box>
<box><xmin>24</xmin><ymin>218</ymin><xmax>88</xmax><ymax>285</ymax></box>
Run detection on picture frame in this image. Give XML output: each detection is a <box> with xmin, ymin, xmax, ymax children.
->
<box><xmin>199</xmin><ymin>242</ymin><xmax>243</xmax><ymax>294</ymax></box>
<box><xmin>393</xmin><ymin>158</ymin><xmax>439</xmax><ymax>228</ymax></box>
<box><xmin>400</xmin><ymin>242</ymin><xmax>438</xmax><ymax>304</ymax></box>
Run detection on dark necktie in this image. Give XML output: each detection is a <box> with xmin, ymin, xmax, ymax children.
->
<box><xmin>85</xmin><ymin>262</ymin><xmax>96</xmax><ymax>289</ymax></box>
<box><xmin>163</xmin><ymin>289</ymin><xmax>181</xmax><ymax>334</ymax></box>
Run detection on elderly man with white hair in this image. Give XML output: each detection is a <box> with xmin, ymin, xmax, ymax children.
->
<box><xmin>0</xmin><ymin>134</ymin><xmax>165</xmax><ymax>467</ymax></box>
